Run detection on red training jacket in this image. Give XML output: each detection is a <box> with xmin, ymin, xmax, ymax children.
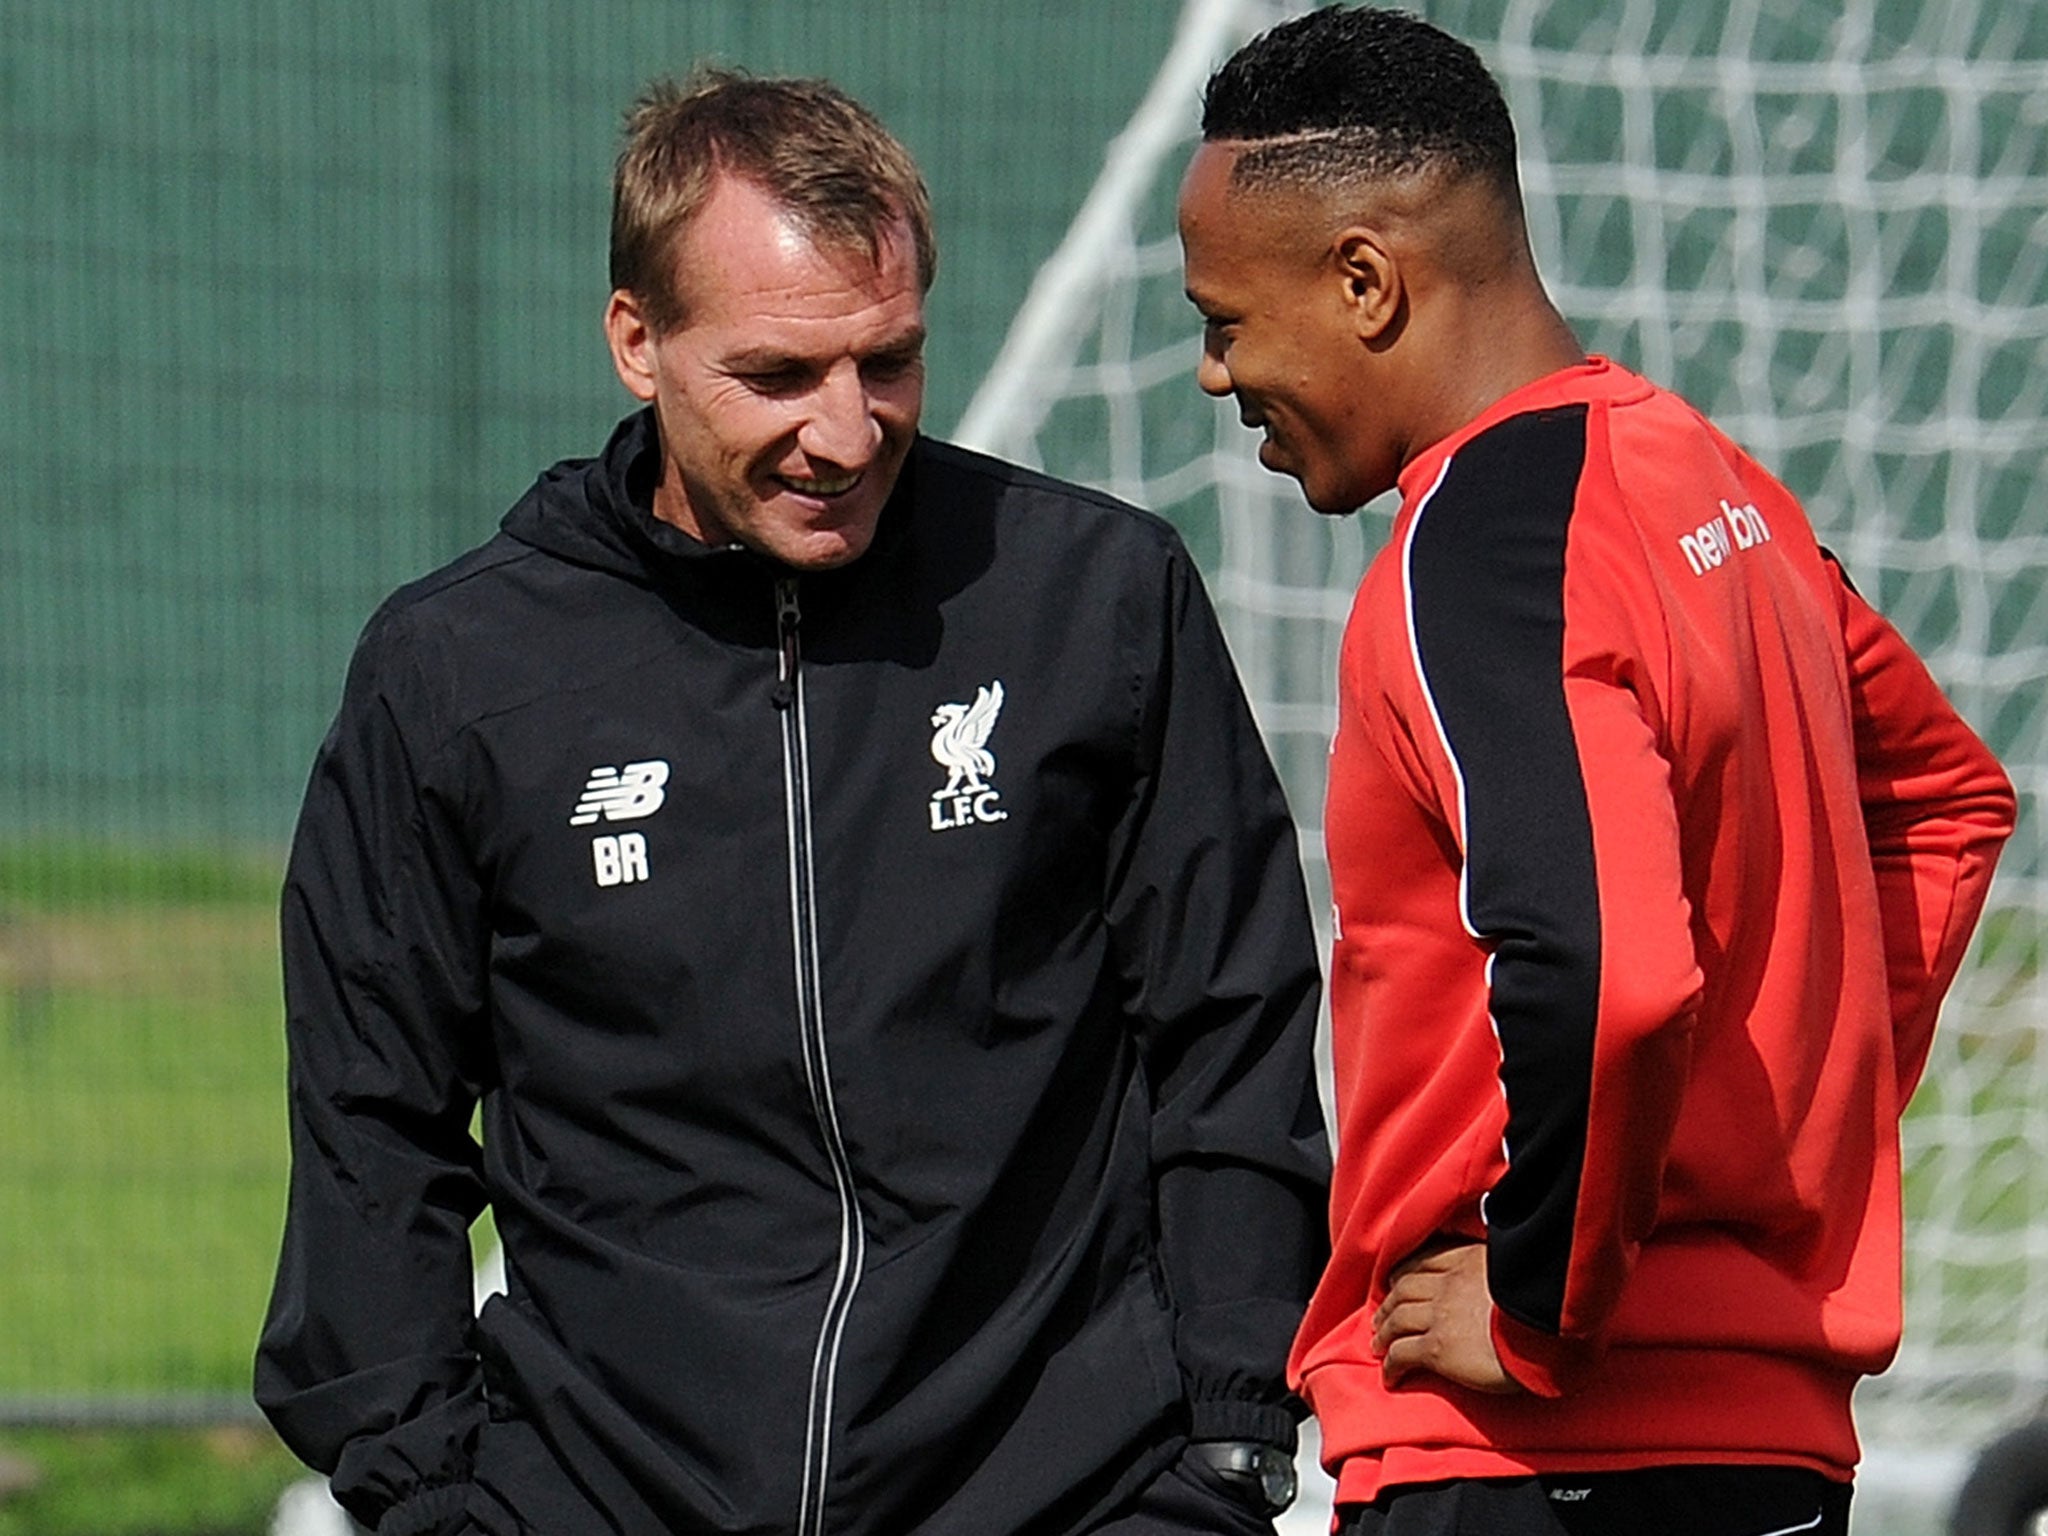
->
<box><xmin>1296</xmin><ymin>358</ymin><xmax>2015</xmax><ymax>1503</ymax></box>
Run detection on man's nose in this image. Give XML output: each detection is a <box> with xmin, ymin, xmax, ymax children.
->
<box><xmin>1195</xmin><ymin>346</ymin><xmax>1232</xmax><ymax>399</ymax></box>
<box><xmin>799</xmin><ymin>368</ymin><xmax>884</xmax><ymax>465</ymax></box>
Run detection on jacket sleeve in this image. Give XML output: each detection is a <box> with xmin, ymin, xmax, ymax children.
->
<box><xmin>255</xmin><ymin>607</ymin><xmax>492</xmax><ymax>1536</ymax></box>
<box><xmin>1397</xmin><ymin>413</ymin><xmax>1701</xmax><ymax>1396</ymax></box>
<box><xmin>1827</xmin><ymin>554</ymin><xmax>2016</xmax><ymax>1098</ymax></box>
<box><xmin>1102</xmin><ymin>537</ymin><xmax>1333</xmax><ymax>1450</ymax></box>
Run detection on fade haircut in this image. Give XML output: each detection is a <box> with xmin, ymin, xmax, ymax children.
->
<box><xmin>1201</xmin><ymin>7</ymin><xmax>1519</xmax><ymax>202</ymax></box>
<box><xmin>611</xmin><ymin>68</ymin><xmax>937</xmax><ymax>334</ymax></box>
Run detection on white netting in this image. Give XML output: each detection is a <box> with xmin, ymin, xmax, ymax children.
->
<box><xmin>958</xmin><ymin>0</ymin><xmax>2048</xmax><ymax>1472</ymax></box>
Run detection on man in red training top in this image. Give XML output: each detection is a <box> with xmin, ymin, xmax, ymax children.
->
<box><xmin>1178</xmin><ymin>8</ymin><xmax>2015</xmax><ymax>1535</ymax></box>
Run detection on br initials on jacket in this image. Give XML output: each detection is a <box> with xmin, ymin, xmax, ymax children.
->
<box><xmin>1679</xmin><ymin>499</ymin><xmax>1773</xmax><ymax>576</ymax></box>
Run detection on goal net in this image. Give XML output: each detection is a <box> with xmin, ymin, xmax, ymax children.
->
<box><xmin>957</xmin><ymin>0</ymin><xmax>2048</xmax><ymax>1485</ymax></box>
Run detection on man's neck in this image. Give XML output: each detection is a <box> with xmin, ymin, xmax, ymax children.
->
<box><xmin>1403</xmin><ymin>289</ymin><xmax>1586</xmax><ymax>465</ymax></box>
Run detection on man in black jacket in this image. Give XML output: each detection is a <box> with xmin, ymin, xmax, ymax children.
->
<box><xmin>256</xmin><ymin>69</ymin><xmax>1330</xmax><ymax>1536</ymax></box>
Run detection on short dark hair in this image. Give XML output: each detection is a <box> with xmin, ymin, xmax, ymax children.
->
<box><xmin>610</xmin><ymin>68</ymin><xmax>937</xmax><ymax>333</ymax></box>
<box><xmin>1201</xmin><ymin>7</ymin><xmax>1518</xmax><ymax>198</ymax></box>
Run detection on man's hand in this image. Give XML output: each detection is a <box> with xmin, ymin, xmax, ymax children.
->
<box><xmin>1370</xmin><ymin>1240</ymin><xmax>1525</xmax><ymax>1394</ymax></box>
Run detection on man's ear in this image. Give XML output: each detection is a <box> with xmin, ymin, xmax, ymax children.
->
<box><xmin>605</xmin><ymin>289</ymin><xmax>659</xmax><ymax>403</ymax></box>
<box><xmin>1333</xmin><ymin>228</ymin><xmax>1402</xmax><ymax>343</ymax></box>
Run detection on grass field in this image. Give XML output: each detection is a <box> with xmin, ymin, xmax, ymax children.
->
<box><xmin>0</xmin><ymin>844</ymin><xmax>307</xmax><ymax>1531</ymax></box>
<box><xmin>0</xmin><ymin>844</ymin><xmax>288</xmax><ymax>1404</ymax></box>
<box><xmin>0</xmin><ymin>1427</ymin><xmax>310</xmax><ymax>1536</ymax></box>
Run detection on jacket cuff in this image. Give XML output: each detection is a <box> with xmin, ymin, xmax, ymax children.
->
<box><xmin>1188</xmin><ymin>1396</ymin><xmax>1299</xmax><ymax>1452</ymax></box>
<box><xmin>1489</xmin><ymin>1309</ymin><xmax>1601</xmax><ymax>1398</ymax></box>
<box><xmin>375</xmin><ymin>1481</ymin><xmax>472</xmax><ymax>1536</ymax></box>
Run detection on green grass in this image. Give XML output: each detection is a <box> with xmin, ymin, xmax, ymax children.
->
<box><xmin>0</xmin><ymin>845</ymin><xmax>304</xmax><ymax>1531</ymax></box>
<box><xmin>0</xmin><ymin>842</ymin><xmax>283</xmax><ymax>911</ymax></box>
<box><xmin>0</xmin><ymin>1427</ymin><xmax>309</xmax><ymax>1536</ymax></box>
<box><xmin>0</xmin><ymin>898</ymin><xmax>287</xmax><ymax>1397</ymax></box>
<box><xmin>0</xmin><ymin>842</ymin><xmax>498</xmax><ymax>1532</ymax></box>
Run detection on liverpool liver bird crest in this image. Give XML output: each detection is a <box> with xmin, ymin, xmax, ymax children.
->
<box><xmin>930</xmin><ymin>681</ymin><xmax>1005</xmax><ymax>798</ymax></box>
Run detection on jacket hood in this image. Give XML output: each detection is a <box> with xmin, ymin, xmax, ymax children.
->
<box><xmin>499</xmin><ymin>409</ymin><xmax>714</xmax><ymax>580</ymax></box>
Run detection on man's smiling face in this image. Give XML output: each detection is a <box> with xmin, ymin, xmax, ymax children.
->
<box><xmin>1179</xmin><ymin>139</ymin><xmax>1397</xmax><ymax>515</ymax></box>
<box><xmin>609</xmin><ymin>171</ymin><xmax>927</xmax><ymax>570</ymax></box>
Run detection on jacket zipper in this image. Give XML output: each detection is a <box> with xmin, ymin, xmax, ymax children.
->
<box><xmin>775</xmin><ymin>577</ymin><xmax>865</xmax><ymax>1536</ymax></box>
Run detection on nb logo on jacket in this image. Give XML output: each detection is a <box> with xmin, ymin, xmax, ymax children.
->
<box><xmin>569</xmin><ymin>760</ymin><xmax>671</xmax><ymax>825</ymax></box>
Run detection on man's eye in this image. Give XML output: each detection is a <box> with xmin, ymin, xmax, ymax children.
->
<box><xmin>863</xmin><ymin>353</ymin><xmax>920</xmax><ymax>383</ymax></box>
<box><xmin>743</xmin><ymin>369</ymin><xmax>806</xmax><ymax>393</ymax></box>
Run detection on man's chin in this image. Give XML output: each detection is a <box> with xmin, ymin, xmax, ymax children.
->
<box><xmin>762</xmin><ymin>516</ymin><xmax>881</xmax><ymax>572</ymax></box>
<box><xmin>1303</xmin><ymin>484</ymin><xmax>1366</xmax><ymax>517</ymax></box>
<box><xmin>1254</xmin><ymin>443</ymin><xmax>1345</xmax><ymax>514</ymax></box>
<box><xmin>782</xmin><ymin>542</ymin><xmax>867</xmax><ymax>572</ymax></box>
<box><xmin>1255</xmin><ymin>452</ymin><xmax>1375</xmax><ymax>518</ymax></box>
<box><xmin>1254</xmin><ymin>440</ymin><xmax>1327</xmax><ymax>505</ymax></box>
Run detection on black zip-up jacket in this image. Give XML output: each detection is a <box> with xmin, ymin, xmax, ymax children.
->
<box><xmin>256</xmin><ymin>411</ymin><xmax>1331</xmax><ymax>1536</ymax></box>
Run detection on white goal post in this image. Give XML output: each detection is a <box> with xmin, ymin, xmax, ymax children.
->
<box><xmin>955</xmin><ymin>0</ymin><xmax>2048</xmax><ymax>1519</ymax></box>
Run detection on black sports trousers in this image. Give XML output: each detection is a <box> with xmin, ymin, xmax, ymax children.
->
<box><xmin>1336</xmin><ymin>1466</ymin><xmax>1852</xmax><ymax>1536</ymax></box>
<box><xmin>1088</xmin><ymin>1452</ymin><xmax>1278</xmax><ymax>1536</ymax></box>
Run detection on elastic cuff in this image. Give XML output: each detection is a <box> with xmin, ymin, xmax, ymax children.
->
<box><xmin>1188</xmin><ymin>1396</ymin><xmax>1298</xmax><ymax>1452</ymax></box>
<box><xmin>376</xmin><ymin>1481</ymin><xmax>473</xmax><ymax>1536</ymax></box>
<box><xmin>1489</xmin><ymin>1308</ymin><xmax>1601</xmax><ymax>1397</ymax></box>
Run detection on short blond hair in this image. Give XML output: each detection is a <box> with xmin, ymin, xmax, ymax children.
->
<box><xmin>610</xmin><ymin>68</ymin><xmax>938</xmax><ymax>333</ymax></box>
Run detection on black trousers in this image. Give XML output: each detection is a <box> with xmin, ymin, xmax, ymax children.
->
<box><xmin>1088</xmin><ymin>1451</ymin><xmax>1279</xmax><ymax>1536</ymax></box>
<box><xmin>1337</xmin><ymin>1466</ymin><xmax>1852</xmax><ymax>1536</ymax></box>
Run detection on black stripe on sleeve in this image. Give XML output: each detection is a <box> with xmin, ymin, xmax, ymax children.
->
<box><xmin>1406</xmin><ymin>404</ymin><xmax>1597</xmax><ymax>1335</ymax></box>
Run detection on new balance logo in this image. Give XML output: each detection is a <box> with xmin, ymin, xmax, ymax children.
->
<box><xmin>569</xmin><ymin>761</ymin><xmax>670</xmax><ymax>826</ymax></box>
<box><xmin>929</xmin><ymin>681</ymin><xmax>1009</xmax><ymax>832</ymax></box>
<box><xmin>1680</xmin><ymin>499</ymin><xmax>1773</xmax><ymax>576</ymax></box>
